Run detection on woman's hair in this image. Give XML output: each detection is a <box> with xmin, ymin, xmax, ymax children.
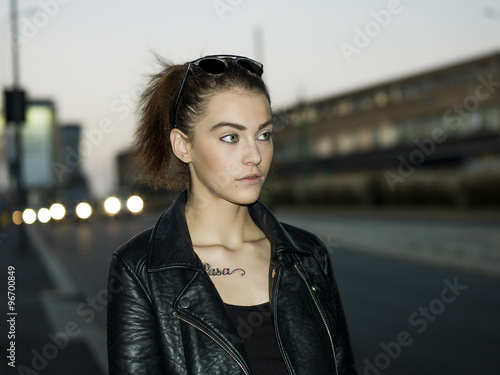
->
<box><xmin>132</xmin><ymin>55</ymin><xmax>272</xmax><ymax>191</ymax></box>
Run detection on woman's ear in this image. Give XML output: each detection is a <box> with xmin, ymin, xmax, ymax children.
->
<box><xmin>170</xmin><ymin>128</ymin><xmax>192</xmax><ymax>164</ymax></box>
<box><xmin>170</xmin><ymin>129</ymin><xmax>192</xmax><ymax>163</ymax></box>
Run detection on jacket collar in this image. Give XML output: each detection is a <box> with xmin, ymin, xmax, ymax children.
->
<box><xmin>147</xmin><ymin>189</ymin><xmax>309</xmax><ymax>271</ymax></box>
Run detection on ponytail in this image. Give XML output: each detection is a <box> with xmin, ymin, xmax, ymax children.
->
<box><xmin>131</xmin><ymin>61</ymin><xmax>191</xmax><ymax>191</ymax></box>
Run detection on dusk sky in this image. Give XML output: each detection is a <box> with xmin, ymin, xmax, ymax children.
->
<box><xmin>1</xmin><ymin>0</ymin><xmax>499</xmax><ymax>197</ymax></box>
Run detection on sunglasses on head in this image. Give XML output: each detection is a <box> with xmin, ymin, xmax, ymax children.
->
<box><xmin>172</xmin><ymin>55</ymin><xmax>264</xmax><ymax>128</ymax></box>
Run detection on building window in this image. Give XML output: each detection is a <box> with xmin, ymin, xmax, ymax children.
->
<box><xmin>337</xmin><ymin>100</ymin><xmax>353</xmax><ymax>116</ymax></box>
<box><xmin>314</xmin><ymin>137</ymin><xmax>335</xmax><ymax>158</ymax></box>
<box><xmin>389</xmin><ymin>86</ymin><xmax>402</xmax><ymax>103</ymax></box>
<box><xmin>360</xmin><ymin>97</ymin><xmax>373</xmax><ymax>111</ymax></box>
<box><xmin>485</xmin><ymin>107</ymin><xmax>500</xmax><ymax>131</ymax></box>
<box><xmin>378</xmin><ymin>122</ymin><xmax>398</xmax><ymax>149</ymax></box>
<box><xmin>357</xmin><ymin>128</ymin><xmax>373</xmax><ymax>151</ymax></box>
<box><xmin>464</xmin><ymin>111</ymin><xmax>483</xmax><ymax>134</ymax></box>
<box><xmin>337</xmin><ymin>132</ymin><xmax>356</xmax><ymax>154</ymax></box>
<box><xmin>374</xmin><ymin>90</ymin><xmax>388</xmax><ymax>107</ymax></box>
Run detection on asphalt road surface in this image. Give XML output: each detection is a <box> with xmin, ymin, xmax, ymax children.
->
<box><xmin>30</xmin><ymin>209</ymin><xmax>500</xmax><ymax>375</ymax></box>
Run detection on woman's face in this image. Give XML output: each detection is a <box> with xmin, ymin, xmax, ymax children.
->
<box><xmin>186</xmin><ymin>89</ymin><xmax>273</xmax><ymax>206</ymax></box>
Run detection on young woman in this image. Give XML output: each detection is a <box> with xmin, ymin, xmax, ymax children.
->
<box><xmin>107</xmin><ymin>54</ymin><xmax>357</xmax><ymax>375</ymax></box>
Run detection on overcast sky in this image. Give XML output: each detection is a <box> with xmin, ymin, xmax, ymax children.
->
<box><xmin>1</xmin><ymin>0</ymin><xmax>499</xmax><ymax>198</ymax></box>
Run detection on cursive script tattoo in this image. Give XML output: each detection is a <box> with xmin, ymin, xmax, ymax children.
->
<box><xmin>203</xmin><ymin>263</ymin><xmax>246</xmax><ymax>277</ymax></box>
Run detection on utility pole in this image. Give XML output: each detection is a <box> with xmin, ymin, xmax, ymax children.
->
<box><xmin>10</xmin><ymin>0</ymin><xmax>20</xmax><ymax>88</ymax></box>
<box><xmin>8</xmin><ymin>0</ymin><xmax>25</xmax><ymax>209</ymax></box>
<box><xmin>4</xmin><ymin>0</ymin><xmax>27</xmax><ymax>249</ymax></box>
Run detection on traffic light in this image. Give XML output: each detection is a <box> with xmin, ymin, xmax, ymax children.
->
<box><xmin>4</xmin><ymin>89</ymin><xmax>26</xmax><ymax>123</ymax></box>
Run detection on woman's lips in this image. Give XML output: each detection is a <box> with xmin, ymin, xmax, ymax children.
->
<box><xmin>237</xmin><ymin>175</ymin><xmax>261</xmax><ymax>184</ymax></box>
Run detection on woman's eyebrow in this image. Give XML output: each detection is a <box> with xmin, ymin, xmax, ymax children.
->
<box><xmin>210</xmin><ymin>120</ymin><xmax>273</xmax><ymax>132</ymax></box>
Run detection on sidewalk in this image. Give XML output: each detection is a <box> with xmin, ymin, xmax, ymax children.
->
<box><xmin>0</xmin><ymin>224</ymin><xmax>104</xmax><ymax>375</ymax></box>
<box><xmin>273</xmin><ymin>204</ymin><xmax>500</xmax><ymax>223</ymax></box>
<box><xmin>274</xmin><ymin>206</ymin><xmax>500</xmax><ymax>277</ymax></box>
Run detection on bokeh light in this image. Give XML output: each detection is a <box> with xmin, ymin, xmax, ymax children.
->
<box><xmin>76</xmin><ymin>203</ymin><xmax>92</xmax><ymax>220</ymax></box>
<box><xmin>37</xmin><ymin>208</ymin><xmax>51</xmax><ymax>223</ymax></box>
<box><xmin>12</xmin><ymin>211</ymin><xmax>23</xmax><ymax>225</ymax></box>
<box><xmin>126</xmin><ymin>196</ymin><xmax>144</xmax><ymax>214</ymax></box>
<box><xmin>50</xmin><ymin>203</ymin><xmax>66</xmax><ymax>220</ymax></box>
<box><xmin>104</xmin><ymin>197</ymin><xmax>121</xmax><ymax>216</ymax></box>
<box><xmin>22</xmin><ymin>209</ymin><xmax>37</xmax><ymax>225</ymax></box>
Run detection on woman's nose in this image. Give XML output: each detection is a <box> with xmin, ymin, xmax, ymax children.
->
<box><xmin>242</xmin><ymin>141</ymin><xmax>262</xmax><ymax>165</ymax></box>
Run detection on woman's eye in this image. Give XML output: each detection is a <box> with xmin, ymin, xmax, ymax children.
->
<box><xmin>258</xmin><ymin>131</ymin><xmax>273</xmax><ymax>141</ymax></box>
<box><xmin>220</xmin><ymin>134</ymin><xmax>239</xmax><ymax>143</ymax></box>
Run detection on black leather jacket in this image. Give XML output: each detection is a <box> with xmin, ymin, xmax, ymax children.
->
<box><xmin>107</xmin><ymin>189</ymin><xmax>357</xmax><ymax>374</ymax></box>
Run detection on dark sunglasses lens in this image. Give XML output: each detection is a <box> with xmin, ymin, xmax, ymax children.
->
<box><xmin>237</xmin><ymin>59</ymin><xmax>263</xmax><ymax>76</ymax></box>
<box><xmin>198</xmin><ymin>58</ymin><xmax>226</xmax><ymax>74</ymax></box>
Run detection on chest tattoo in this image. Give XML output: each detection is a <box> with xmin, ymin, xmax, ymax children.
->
<box><xmin>203</xmin><ymin>263</ymin><xmax>246</xmax><ymax>277</ymax></box>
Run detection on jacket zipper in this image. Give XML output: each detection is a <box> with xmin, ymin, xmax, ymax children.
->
<box><xmin>271</xmin><ymin>265</ymin><xmax>295</xmax><ymax>375</ymax></box>
<box><xmin>173</xmin><ymin>312</ymin><xmax>250</xmax><ymax>375</ymax></box>
<box><xmin>294</xmin><ymin>263</ymin><xmax>339</xmax><ymax>375</ymax></box>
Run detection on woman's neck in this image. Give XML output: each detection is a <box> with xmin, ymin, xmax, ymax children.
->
<box><xmin>184</xmin><ymin>189</ymin><xmax>264</xmax><ymax>250</ymax></box>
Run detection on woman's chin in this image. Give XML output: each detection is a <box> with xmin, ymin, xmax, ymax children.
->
<box><xmin>227</xmin><ymin>187</ymin><xmax>263</xmax><ymax>205</ymax></box>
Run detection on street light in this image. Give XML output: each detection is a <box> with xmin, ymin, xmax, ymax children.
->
<box><xmin>76</xmin><ymin>202</ymin><xmax>92</xmax><ymax>220</ymax></box>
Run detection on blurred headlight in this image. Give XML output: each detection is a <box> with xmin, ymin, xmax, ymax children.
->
<box><xmin>104</xmin><ymin>197</ymin><xmax>121</xmax><ymax>216</ymax></box>
<box><xmin>22</xmin><ymin>209</ymin><xmax>37</xmax><ymax>225</ymax></box>
<box><xmin>126</xmin><ymin>195</ymin><xmax>143</xmax><ymax>214</ymax></box>
<box><xmin>12</xmin><ymin>211</ymin><xmax>23</xmax><ymax>225</ymax></box>
<box><xmin>37</xmin><ymin>208</ymin><xmax>51</xmax><ymax>223</ymax></box>
<box><xmin>76</xmin><ymin>202</ymin><xmax>92</xmax><ymax>219</ymax></box>
<box><xmin>50</xmin><ymin>203</ymin><xmax>66</xmax><ymax>220</ymax></box>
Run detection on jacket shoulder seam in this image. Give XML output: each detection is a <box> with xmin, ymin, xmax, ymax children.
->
<box><xmin>281</xmin><ymin>221</ymin><xmax>329</xmax><ymax>268</ymax></box>
<box><xmin>113</xmin><ymin>252</ymin><xmax>154</xmax><ymax>306</ymax></box>
<box><xmin>281</xmin><ymin>222</ymin><xmax>324</xmax><ymax>249</ymax></box>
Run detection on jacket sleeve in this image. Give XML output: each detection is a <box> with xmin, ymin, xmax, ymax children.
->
<box><xmin>316</xmin><ymin>237</ymin><xmax>358</xmax><ymax>375</ymax></box>
<box><xmin>107</xmin><ymin>252</ymin><xmax>164</xmax><ymax>374</ymax></box>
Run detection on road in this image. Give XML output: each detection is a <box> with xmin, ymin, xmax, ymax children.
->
<box><xmin>30</xmin><ymin>208</ymin><xmax>500</xmax><ymax>375</ymax></box>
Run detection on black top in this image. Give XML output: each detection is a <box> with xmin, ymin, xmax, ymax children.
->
<box><xmin>225</xmin><ymin>302</ymin><xmax>289</xmax><ymax>375</ymax></box>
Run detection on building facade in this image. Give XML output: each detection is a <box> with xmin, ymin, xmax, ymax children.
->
<box><xmin>271</xmin><ymin>52</ymin><xmax>500</xmax><ymax>206</ymax></box>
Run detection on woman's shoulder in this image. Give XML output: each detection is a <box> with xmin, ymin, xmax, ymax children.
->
<box><xmin>278</xmin><ymin>220</ymin><xmax>331</xmax><ymax>265</ymax></box>
<box><xmin>253</xmin><ymin>200</ymin><xmax>326</xmax><ymax>254</ymax></box>
<box><xmin>111</xmin><ymin>226</ymin><xmax>154</xmax><ymax>272</ymax></box>
<box><xmin>278</xmin><ymin>220</ymin><xmax>334</xmax><ymax>276</ymax></box>
<box><xmin>280</xmin><ymin>221</ymin><xmax>325</xmax><ymax>249</ymax></box>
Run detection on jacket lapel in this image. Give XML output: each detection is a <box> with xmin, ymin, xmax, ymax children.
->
<box><xmin>147</xmin><ymin>190</ymin><xmax>198</xmax><ymax>271</ymax></box>
<box><xmin>173</xmin><ymin>267</ymin><xmax>251</xmax><ymax>372</ymax></box>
